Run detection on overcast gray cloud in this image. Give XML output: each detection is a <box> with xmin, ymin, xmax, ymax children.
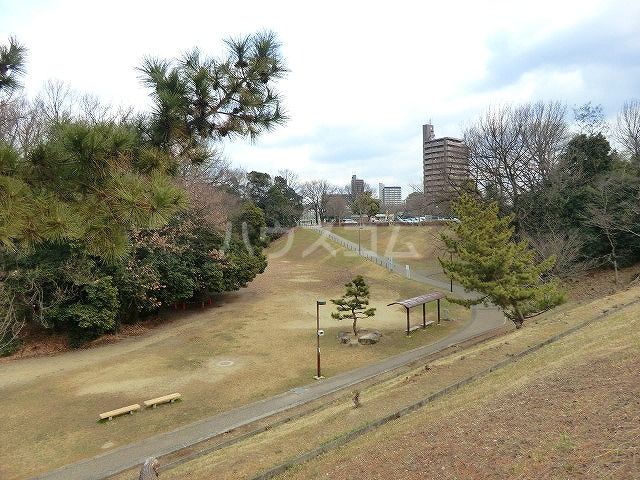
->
<box><xmin>476</xmin><ymin>3</ymin><xmax>640</xmax><ymax>110</ymax></box>
<box><xmin>2</xmin><ymin>0</ymin><xmax>638</xmax><ymax>197</ymax></box>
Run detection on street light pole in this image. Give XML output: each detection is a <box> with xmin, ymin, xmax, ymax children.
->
<box><xmin>450</xmin><ymin>251</ymin><xmax>453</xmax><ymax>293</ymax></box>
<box><xmin>315</xmin><ymin>299</ymin><xmax>326</xmax><ymax>379</ymax></box>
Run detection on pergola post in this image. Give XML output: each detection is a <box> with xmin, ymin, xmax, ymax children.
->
<box><xmin>388</xmin><ymin>292</ymin><xmax>446</xmax><ymax>336</ymax></box>
<box><xmin>406</xmin><ymin>307</ymin><xmax>410</xmax><ymax>336</ymax></box>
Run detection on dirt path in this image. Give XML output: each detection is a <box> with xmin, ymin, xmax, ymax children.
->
<box><xmin>280</xmin><ymin>298</ymin><xmax>640</xmax><ymax>480</ymax></box>
<box><xmin>0</xmin><ymin>301</ymin><xmax>238</xmax><ymax>388</ymax></box>
<box><xmin>1</xmin><ymin>228</ymin><xmax>473</xmax><ymax>479</ymax></box>
<box><xmin>34</xmin><ymin>309</ymin><xmax>505</xmax><ymax>480</ymax></box>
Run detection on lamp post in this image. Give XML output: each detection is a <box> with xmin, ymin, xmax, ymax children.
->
<box><xmin>314</xmin><ymin>299</ymin><xmax>326</xmax><ymax>379</ymax></box>
<box><xmin>450</xmin><ymin>251</ymin><xmax>453</xmax><ymax>293</ymax></box>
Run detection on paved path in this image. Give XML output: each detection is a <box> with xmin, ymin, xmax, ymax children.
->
<box><xmin>311</xmin><ymin>226</ymin><xmax>475</xmax><ymax>299</ymax></box>
<box><xmin>35</xmin><ymin>229</ymin><xmax>504</xmax><ymax>480</ymax></box>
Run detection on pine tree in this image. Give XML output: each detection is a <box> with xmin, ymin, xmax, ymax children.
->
<box><xmin>0</xmin><ymin>122</ymin><xmax>185</xmax><ymax>260</ymax></box>
<box><xmin>139</xmin><ymin>31</ymin><xmax>287</xmax><ymax>163</ymax></box>
<box><xmin>0</xmin><ymin>36</ymin><xmax>26</xmax><ymax>95</ymax></box>
<box><xmin>440</xmin><ymin>194</ymin><xmax>564</xmax><ymax>329</ymax></box>
<box><xmin>331</xmin><ymin>275</ymin><xmax>376</xmax><ymax>336</ymax></box>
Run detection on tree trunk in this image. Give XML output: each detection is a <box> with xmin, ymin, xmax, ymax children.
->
<box><xmin>352</xmin><ymin>315</ymin><xmax>358</xmax><ymax>336</ymax></box>
<box><xmin>511</xmin><ymin>303</ymin><xmax>525</xmax><ymax>329</ymax></box>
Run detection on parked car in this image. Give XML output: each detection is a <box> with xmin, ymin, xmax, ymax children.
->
<box><xmin>341</xmin><ymin>218</ymin><xmax>358</xmax><ymax>225</ymax></box>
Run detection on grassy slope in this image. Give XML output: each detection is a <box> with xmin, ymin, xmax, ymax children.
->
<box><xmin>0</xmin><ymin>228</ymin><xmax>464</xmax><ymax>479</ymax></box>
<box><xmin>330</xmin><ymin>225</ymin><xmax>449</xmax><ymax>282</ymax></box>
<box><xmin>156</xmin><ymin>286</ymin><xmax>640</xmax><ymax>480</ymax></box>
<box><xmin>278</xmin><ymin>288</ymin><xmax>640</xmax><ymax>480</ymax></box>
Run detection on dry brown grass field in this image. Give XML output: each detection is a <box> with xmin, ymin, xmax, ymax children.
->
<box><xmin>151</xmin><ymin>287</ymin><xmax>640</xmax><ymax>480</ymax></box>
<box><xmin>331</xmin><ymin>225</ymin><xmax>449</xmax><ymax>282</ymax></box>
<box><xmin>277</xmin><ymin>288</ymin><xmax>640</xmax><ymax>480</ymax></box>
<box><xmin>0</xmin><ymin>228</ymin><xmax>464</xmax><ymax>479</ymax></box>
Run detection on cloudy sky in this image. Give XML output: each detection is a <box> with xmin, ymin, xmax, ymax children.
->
<box><xmin>2</xmin><ymin>0</ymin><xmax>639</xmax><ymax>196</ymax></box>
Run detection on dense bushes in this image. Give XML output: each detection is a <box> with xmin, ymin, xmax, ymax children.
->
<box><xmin>0</xmin><ymin>206</ymin><xmax>269</xmax><ymax>344</ymax></box>
<box><xmin>114</xmin><ymin>209</ymin><xmax>267</xmax><ymax>322</ymax></box>
<box><xmin>465</xmin><ymin>102</ymin><xmax>640</xmax><ymax>279</ymax></box>
<box><xmin>0</xmin><ymin>32</ymin><xmax>290</xmax><ymax>349</ymax></box>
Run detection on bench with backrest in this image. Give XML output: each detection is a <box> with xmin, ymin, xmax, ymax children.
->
<box><xmin>143</xmin><ymin>393</ymin><xmax>181</xmax><ymax>408</ymax></box>
<box><xmin>99</xmin><ymin>404</ymin><xmax>141</xmax><ymax>421</ymax></box>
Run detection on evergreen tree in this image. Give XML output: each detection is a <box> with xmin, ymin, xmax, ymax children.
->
<box><xmin>0</xmin><ymin>32</ymin><xmax>288</xmax><ymax>349</ymax></box>
<box><xmin>0</xmin><ymin>122</ymin><xmax>185</xmax><ymax>259</ymax></box>
<box><xmin>263</xmin><ymin>176</ymin><xmax>303</xmax><ymax>229</ymax></box>
<box><xmin>0</xmin><ymin>37</ymin><xmax>26</xmax><ymax>95</ymax></box>
<box><xmin>139</xmin><ymin>31</ymin><xmax>287</xmax><ymax>163</ymax></box>
<box><xmin>351</xmin><ymin>192</ymin><xmax>380</xmax><ymax>219</ymax></box>
<box><xmin>440</xmin><ymin>194</ymin><xmax>564</xmax><ymax>329</ymax></box>
<box><xmin>331</xmin><ymin>275</ymin><xmax>376</xmax><ymax>336</ymax></box>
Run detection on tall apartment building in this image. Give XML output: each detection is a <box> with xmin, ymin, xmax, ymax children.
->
<box><xmin>423</xmin><ymin>123</ymin><xmax>469</xmax><ymax>216</ymax></box>
<box><xmin>378</xmin><ymin>183</ymin><xmax>402</xmax><ymax>206</ymax></box>
<box><xmin>350</xmin><ymin>175</ymin><xmax>365</xmax><ymax>198</ymax></box>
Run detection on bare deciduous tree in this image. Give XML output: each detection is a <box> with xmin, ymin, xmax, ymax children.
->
<box><xmin>0</xmin><ymin>94</ymin><xmax>47</xmax><ymax>156</ymax></box>
<box><xmin>574</xmin><ymin>101</ymin><xmax>608</xmax><ymax>136</ymax></box>
<box><xmin>177</xmin><ymin>154</ymin><xmax>245</xmax><ymax>228</ymax></box>
<box><xmin>0</xmin><ymin>287</ymin><xmax>22</xmax><ymax>353</ymax></box>
<box><xmin>524</xmin><ymin>230</ymin><xmax>595</xmax><ymax>278</ymax></box>
<box><xmin>520</xmin><ymin>101</ymin><xmax>568</xmax><ymax>185</ymax></box>
<box><xmin>325</xmin><ymin>193</ymin><xmax>349</xmax><ymax>222</ymax></box>
<box><xmin>277</xmin><ymin>168</ymin><xmax>300</xmax><ymax>190</ymax></box>
<box><xmin>465</xmin><ymin>101</ymin><xmax>569</xmax><ymax>219</ymax></box>
<box><xmin>616</xmin><ymin>99</ymin><xmax>640</xmax><ymax>163</ymax></box>
<box><xmin>583</xmin><ymin>173</ymin><xmax>640</xmax><ymax>284</ymax></box>
<box><xmin>300</xmin><ymin>180</ymin><xmax>335</xmax><ymax>224</ymax></box>
<box><xmin>40</xmin><ymin>79</ymin><xmax>74</xmax><ymax>124</ymax></box>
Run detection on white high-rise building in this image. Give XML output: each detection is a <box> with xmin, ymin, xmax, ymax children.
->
<box><xmin>378</xmin><ymin>183</ymin><xmax>402</xmax><ymax>206</ymax></box>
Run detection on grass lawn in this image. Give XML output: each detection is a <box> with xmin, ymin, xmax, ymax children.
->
<box><xmin>330</xmin><ymin>225</ymin><xmax>449</xmax><ymax>283</ymax></box>
<box><xmin>153</xmin><ymin>286</ymin><xmax>640</xmax><ymax>480</ymax></box>
<box><xmin>277</xmin><ymin>287</ymin><xmax>640</xmax><ymax>480</ymax></box>
<box><xmin>0</xmin><ymin>228</ymin><xmax>464</xmax><ymax>479</ymax></box>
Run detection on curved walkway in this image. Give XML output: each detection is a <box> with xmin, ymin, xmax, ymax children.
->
<box><xmin>35</xmin><ymin>229</ymin><xmax>505</xmax><ymax>480</ymax></box>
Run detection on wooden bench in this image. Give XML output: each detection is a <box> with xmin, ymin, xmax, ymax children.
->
<box><xmin>423</xmin><ymin>320</ymin><xmax>435</xmax><ymax>327</ymax></box>
<box><xmin>144</xmin><ymin>393</ymin><xmax>181</xmax><ymax>409</ymax></box>
<box><xmin>99</xmin><ymin>404</ymin><xmax>141</xmax><ymax>421</ymax></box>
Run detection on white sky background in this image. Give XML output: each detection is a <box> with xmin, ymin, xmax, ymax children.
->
<box><xmin>1</xmin><ymin>0</ymin><xmax>639</xmax><ymax>197</ymax></box>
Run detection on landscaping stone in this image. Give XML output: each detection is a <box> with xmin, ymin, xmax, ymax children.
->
<box><xmin>358</xmin><ymin>330</ymin><xmax>382</xmax><ymax>345</ymax></box>
<box><xmin>337</xmin><ymin>331</ymin><xmax>351</xmax><ymax>344</ymax></box>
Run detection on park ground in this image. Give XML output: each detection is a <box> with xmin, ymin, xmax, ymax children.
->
<box><xmin>331</xmin><ymin>224</ymin><xmax>454</xmax><ymax>284</ymax></box>
<box><xmin>277</xmin><ymin>287</ymin><xmax>640</xmax><ymax>480</ymax></box>
<box><xmin>0</xmin><ymin>228</ymin><xmax>464</xmax><ymax>479</ymax></box>
<box><xmin>149</xmin><ymin>285</ymin><xmax>640</xmax><ymax>480</ymax></box>
<box><xmin>3</xmin><ymin>225</ymin><xmax>638</xmax><ymax>479</ymax></box>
